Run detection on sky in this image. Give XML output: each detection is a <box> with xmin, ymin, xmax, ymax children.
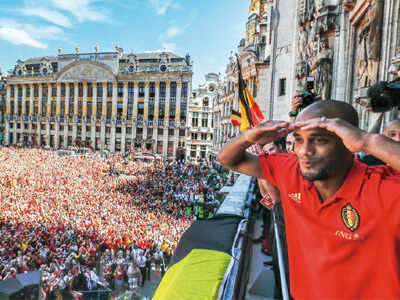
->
<box><xmin>0</xmin><ymin>0</ymin><xmax>249</xmax><ymax>87</ymax></box>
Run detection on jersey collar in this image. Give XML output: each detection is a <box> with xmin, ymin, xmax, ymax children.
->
<box><xmin>303</xmin><ymin>155</ymin><xmax>367</xmax><ymax>206</ymax></box>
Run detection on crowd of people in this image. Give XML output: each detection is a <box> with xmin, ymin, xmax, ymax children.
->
<box><xmin>0</xmin><ymin>148</ymin><xmax>229</xmax><ymax>298</ymax></box>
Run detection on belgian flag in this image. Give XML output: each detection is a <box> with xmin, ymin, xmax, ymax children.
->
<box><xmin>153</xmin><ymin>215</ymin><xmax>244</xmax><ymax>300</ymax></box>
<box><xmin>231</xmin><ymin>110</ymin><xmax>241</xmax><ymax>127</ymax></box>
<box><xmin>237</xmin><ymin>58</ymin><xmax>264</xmax><ymax>131</ymax></box>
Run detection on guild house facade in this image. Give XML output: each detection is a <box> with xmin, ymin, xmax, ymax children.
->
<box><xmin>4</xmin><ymin>47</ymin><xmax>192</xmax><ymax>158</ymax></box>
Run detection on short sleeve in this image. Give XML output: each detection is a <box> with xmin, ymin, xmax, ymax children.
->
<box><xmin>369</xmin><ymin>167</ymin><xmax>400</xmax><ymax>232</ymax></box>
<box><xmin>259</xmin><ymin>153</ymin><xmax>297</xmax><ymax>189</ymax></box>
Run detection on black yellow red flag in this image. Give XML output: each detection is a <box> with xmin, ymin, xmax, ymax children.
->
<box><xmin>237</xmin><ymin>59</ymin><xmax>264</xmax><ymax>131</ymax></box>
<box><xmin>231</xmin><ymin>110</ymin><xmax>241</xmax><ymax>127</ymax></box>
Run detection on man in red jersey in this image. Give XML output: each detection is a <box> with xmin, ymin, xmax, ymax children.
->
<box><xmin>217</xmin><ymin>100</ymin><xmax>400</xmax><ymax>299</ymax></box>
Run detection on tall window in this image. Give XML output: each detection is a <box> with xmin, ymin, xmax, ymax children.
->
<box><xmin>97</xmin><ymin>84</ymin><xmax>103</xmax><ymax>98</ymax></box>
<box><xmin>78</xmin><ymin>83</ymin><xmax>83</xmax><ymax>97</ymax></box>
<box><xmin>192</xmin><ymin>112</ymin><xmax>199</xmax><ymax>127</ymax></box>
<box><xmin>96</xmin><ymin>100</ymin><xmax>102</xmax><ymax>119</ymax></box>
<box><xmin>201</xmin><ymin>117</ymin><xmax>208</xmax><ymax>128</ymax></box>
<box><xmin>279</xmin><ymin>78</ymin><xmax>286</xmax><ymax>96</ymax></box>
<box><xmin>128</xmin><ymin>82</ymin><xmax>134</xmax><ymax>119</ymax></box>
<box><xmin>34</xmin><ymin>85</ymin><xmax>38</xmax><ymax>97</ymax></box>
<box><xmin>159</xmin><ymin>82</ymin><xmax>166</xmax><ymax>98</ymax></box>
<box><xmin>61</xmin><ymin>83</ymin><xmax>65</xmax><ymax>97</ymax></box>
<box><xmin>87</xmin><ymin>83</ymin><xmax>93</xmax><ymax>97</ymax></box>
<box><xmin>117</xmin><ymin>82</ymin><xmax>123</xmax><ymax>97</ymax></box>
<box><xmin>149</xmin><ymin>82</ymin><xmax>155</xmax><ymax>97</ymax></box>
<box><xmin>52</xmin><ymin>83</ymin><xmax>57</xmax><ymax>97</ymax></box>
<box><xmin>170</xmin><ymin>82</ymin><xmax>177</xmax><ymax>98</ymax></box>
<box><xmin>139</xmin><ymin>82</ymin><xmax>145</xmax><ymax>97</ymax></box>
<box><xmin>148</xmin><ymin>103</ymin><xmax>154</xmax><ymax>120</ymax></box>
<box><xmin>107</xmin><ymin>83</ymin><xmax>113</xmax><ymax>97</ymax></box>
<box><xmin>181</xmin><ymin>82</ymin><xmax>188</xmax><ymax>99</ymax></box>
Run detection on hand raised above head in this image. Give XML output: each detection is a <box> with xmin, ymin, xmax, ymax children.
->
<box><xmin>243</xmin><ymin>121</ymin><xmax>295</xmax><ymax>145</ymax></box>
<box><xmin>293</xmin><ymin>117</ymin><xmax>369</xmax><ymax>153</ymax></box>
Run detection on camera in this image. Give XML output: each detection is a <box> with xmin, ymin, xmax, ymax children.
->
<box><xmin>297</xmin><ymin>77</ymin><xmax>321</xmax><ymax>111</ymax></box>
<box><xmin>366</xmin><ymin>79</ymin><xmax>400</xmax><ymax>113</ymax></box>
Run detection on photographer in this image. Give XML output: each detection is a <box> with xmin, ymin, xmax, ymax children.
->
<box><xmin>288</xmin><ymin>88</ymin><xmax>321</xmax><ymax>122</ymax></box>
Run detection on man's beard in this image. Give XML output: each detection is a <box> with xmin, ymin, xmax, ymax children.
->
<box><xmin>300</xmin><ymin>165</ymin><xmax>333</xmax><ymax>182</ymax></box>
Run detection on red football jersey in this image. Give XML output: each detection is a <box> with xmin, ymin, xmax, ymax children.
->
<box><xmin>260</xmin><ymin>152</ymin><xmax>400</xmax><ymax>299</ymax></box>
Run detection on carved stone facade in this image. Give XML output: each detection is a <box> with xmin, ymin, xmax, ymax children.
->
<box><xmin>295</xmin><ymin>0</ymin><xmax>338</xmax><ymax>101</ymax></box>
<box><xmin>342</xmin><ymin>0</ymin><xmax>400</xmax><ymax>130</ymax></box>
<box><xmin>291</xmin><ymin>0</ymin><xmax>400</xmax><ymax>130</ymax></box>
<box><xmin>215</xmin><ymin>0</ymin><xmax>400</xmax><ymax>144</ymax></box>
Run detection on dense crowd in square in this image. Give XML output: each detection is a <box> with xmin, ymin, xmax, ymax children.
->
<box><xmin>0</xmin><ymin>147</ymin><xmax>228</xmax><ymax>298</ymax></box>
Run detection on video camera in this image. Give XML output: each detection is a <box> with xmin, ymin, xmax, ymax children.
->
<box><xmin>366</xmin><ymin>79</ymin><xmax>400</xmax><ymax>112</ymax></box>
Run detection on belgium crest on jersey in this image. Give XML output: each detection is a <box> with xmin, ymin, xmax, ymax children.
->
<box><xmin>341</xmin><ymin>203</ymin><xmax>360</xmax><ymax>232</ymax></box>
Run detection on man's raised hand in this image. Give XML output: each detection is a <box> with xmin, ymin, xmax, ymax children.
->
<box><xmin>243</xmin><ymin>121</ymin><xmax>295</xmax><ymax>146</ymax></box>
<box><xmin>294</xmin><ymin>117</ymin><xmax>369</xmax><ymax>153</ymax></box>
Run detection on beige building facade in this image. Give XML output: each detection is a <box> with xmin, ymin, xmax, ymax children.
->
<box><xmin>187</xmin><ymin>73</ymin><xmax>221</xmax><ymax>161</ymax></box>
<box><xmin>5</xmin><ymin>48</ymin><xmax>192</xmax><ymax>158</ymax></box>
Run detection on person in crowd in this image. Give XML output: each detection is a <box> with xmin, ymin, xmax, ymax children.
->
<box><xmin>360</xmin><ymin>118</ymin><xmax>400</xmax><ymax>165</ymax></box>
<box><xmin>218</xmin><ymin>100</ymin><xmax>400</xmax><ymax>299</ymax></box>
<box><xmin>0</xmin><ymin>148</ymin><xmax>229</xmax><ymax>297</ymax></box>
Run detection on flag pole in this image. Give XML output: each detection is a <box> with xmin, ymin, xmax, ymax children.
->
<box><xmin>272</xmin><ymin>206</ymin><xmax>289</xmax><ymax>300</ymax></box>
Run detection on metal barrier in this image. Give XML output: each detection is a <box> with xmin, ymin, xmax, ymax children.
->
<box><xmin>216</xmin><ymin>175</ymin><xmax>257</xmax><ymax>300</ymax></box>
<box><xmin>61</xmin><ymin>289</ymin><xmax>112</xmax><ymax>300</ymax></box>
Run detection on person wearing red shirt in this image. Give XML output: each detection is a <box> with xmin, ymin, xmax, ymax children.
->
<box><xmin>217</xmin><ymin>100</ymin><xmax>400</xmax><ymax>299</ymax></box>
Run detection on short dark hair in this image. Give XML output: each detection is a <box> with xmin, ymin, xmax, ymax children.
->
<box><xmin>298</xmin><ymin>100</ymin><xmax>359</xmax><ymax>127</ymax></box>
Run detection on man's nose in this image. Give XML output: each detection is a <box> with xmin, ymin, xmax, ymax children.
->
<box><xmin>297</xmin><ymin>140</ymin><xmax>314</xmax><ymax>156</ymax></box>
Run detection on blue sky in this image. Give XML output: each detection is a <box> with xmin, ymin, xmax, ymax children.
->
<box><xmin>0</xmin><ymin>0</ymin><xmax>249</xmax><ymax>87</ymax></box>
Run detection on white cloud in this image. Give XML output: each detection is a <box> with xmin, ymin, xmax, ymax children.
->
<box><xmin>165</xmin><ymin>26</ymin><xmax>181</xmax><ymax>38</ymax></box>
<box><xmin>149</xmin><ymin>0</ymin><xmax>179</xmax><ymax>15</ymax></box>
<box><xmin>19</xmin><ymin>7</ymin><xmax>73</xmax><ymax>28</ymax></box>
<box><xmin>51</xmin><ymin>0</ymin><xmax>110</xmax><ymax>23</ymax></box>
<box><xmin>0</xmin><ymin>27</ymin><xmax>47</xmax><ymax>49</ymax></box>
<box><xmin>24</xmin><ymin>24</ymin><xmax>64</xmax><ymax>40</ymax></box>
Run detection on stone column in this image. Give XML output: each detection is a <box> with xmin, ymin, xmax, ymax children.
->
<box><xmin>72</xmin><ymin>82</ymin><xmax>78</xmax><ymax>142</ymax></box>
<box><xmin>132</xmin><ymin>82</ymin><xmax>139</xmax><ymax>140</ymax></box>
<box><xmin>21</xmin><ymin>84</ymin><xmax>26</xmax><ymax>143</ymax></box>
<box><xmin>110</xmin><ymin>81</ymin><xmax>117</xmax><ymax>152</ymax></box>
<box><xmin>5</xmin><ymin>84</ymin><xmax>10</xmax><ymax>145</ymax></box>
<box><xmin>163</xmin><ymin>81</ymin><xmax>170</xmax><ymax>157</ymax></box>
<box><xmin>100</xmin><ymin>82</ymin><xmax>107</xmax><ymax>151</ymax></box>
<box><xmin>47</xmin><ymin>83</ymin><xmax>52</xmax><ymax>116</ymax></box>
<box><xmin>153</xmin><ymin>82</ymin><xmax>160</xmax><ymax>150</ymax></box>
<box><xmin>28</xmin><ymin>84</ymin><xmax>34</xmax><ymax>143</ymax></box>
<box><xmin>13</xmin><ymin>85</ymin><xmax>19</xmax><ymax>144</ymax></box>
<box><xmin>37</xmin><ymin>84</ymin><xmax>42</xmax><ymax>146</ymax></box>
<box><xmin>121</xmin><ymin>82</ymin><xmax>128</xmax><ymax>153</ymax></box>
<box><xmin>143</xmin><ymin>81</ymin><xmax>149</xmax><ymax>142</ymax></box>
<box><xmin>91</xmin><ymin>82</ymin><xmax>97</xmax><ymax>150</ymax></box>
<box><xmin>173</xmin><ymin>82</ymin><xmax>182</xmax><ymax>159</ymax></box>
<box><xmin>81</xmin><ymin>82</ymin><xmax>88</xmax><ymax>143</ymax></box>
<box><xmin>184</xmin><ymin>81</ymin><xmax>191</xmax><ymax>151</ymax></box>
<box><xmin>55</xmin><ymin>82</ymin><xmax>61</xmax><ymax>149</ymax></box>
<box><xmin>64</xmin><ymin>83</ymin><xmax>70</xmax><ymax>148</ymax></box>
<box><xmin>45</xmin><ymin>83</ymin><xmax>52</xmax><ymax>147</ymax></box>
<box><xmin>333</xmin><ymin>7</ymin><xmax>348</xmax><ymax>101</ymax></box>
